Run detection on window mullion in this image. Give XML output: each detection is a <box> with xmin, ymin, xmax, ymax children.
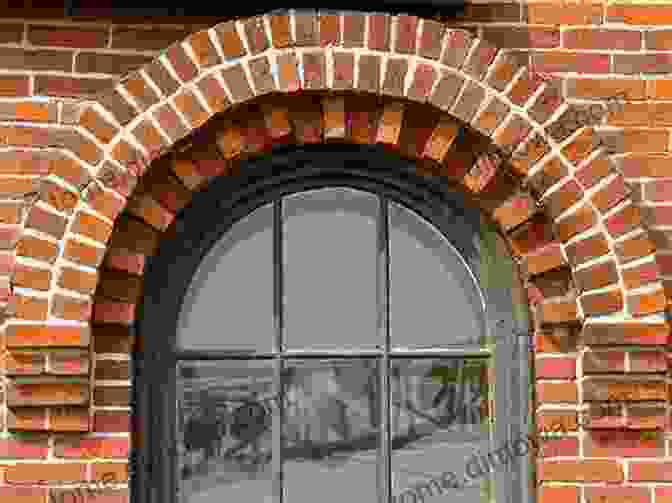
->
<box><xmin>273</xmin><ymin>199</ymin><xmax>283</xmax><ymax>503</ymax></box>
<box><xmin>377</xmin><ymin>197</ymin><xmax>391</xmax><ymax>503</ymax></box>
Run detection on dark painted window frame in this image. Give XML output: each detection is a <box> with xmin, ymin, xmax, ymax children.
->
<box><xmin>133</xmin><ymin>144</ymin><xmax>532</xmax><ymax>503</ymax></box>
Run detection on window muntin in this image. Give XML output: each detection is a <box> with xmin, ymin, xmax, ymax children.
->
<box><xmin>159</xmin><ymin>182</ymin><xmax>529</xmax><ymax>503</ymax></box>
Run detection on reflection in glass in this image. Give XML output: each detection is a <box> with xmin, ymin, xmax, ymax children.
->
<box><xmin>283</xmin><ymin>188</ymin><xmax>380</xmax><ymax>350</ymax></box>
<box><xmin>177</xmin><ymin>202</ymin><xmax>274</xmax><ymax>352</ymax></box>
<box><xmin>389</xmin><ymin>201</ymin><xmax>487</xmax><ymax>350</ymax></box>
<box><xmin>282</xmin><ymin>359</ymin><xmax>380</xmax><ymax>503</ymax></box>
<box><xmin>177</xmin><ymin>360</ymin><xmax>275</xmax><ymax>503</ymax></box>
<box><xmin>390</xmin><ymin>358</ymin><xmax>491</xmax><ymax>503</ymax></box>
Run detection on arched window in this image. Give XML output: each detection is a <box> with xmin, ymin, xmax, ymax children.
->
<box><xmin>134</xmin><ymin>147</ymin><xmax>532</xmax><ymax>503</ymax></box>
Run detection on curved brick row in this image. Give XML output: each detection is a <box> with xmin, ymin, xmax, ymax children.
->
<box><xmin>2</xmin><ymin>8</ymin><xmax>669</xmax><ymax>496</ymax></box>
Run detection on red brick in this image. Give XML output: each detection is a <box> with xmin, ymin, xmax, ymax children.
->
<box><xmin>522</xmin><ymin>243</ymin><xmax>565</xmax><ymax>276</ymax></box>
<box><xmin>580</xmin><ymin>289</ymin><xmax>624</xmax><ymax>315</ymax></box>
<box><xmin>419</xmin><ymin>19</ymin><xmax>445</xmax><ymax>60</ymax></box>
<box><xmin>76</xmin><ymin>52</ymin><xmax>152</xmax><ymax>76</ymax></box>
<box><xmin>6</xmin><ymin>463</ymin><xmax>87</xmax><ymax>483</ymax></box>
<box><xmin>368</xmin><ymin>14</ymin><xmax>390</xmax><ymax>51</ymax></box>
<box><xmin>317</xmin><ymin>13</ymin><xmax>338</xmax><ymax>48</ymax></box>
<box><xmin>54</xmin><ymin>437</ymin><xmax>129</xmax><ymax>459</ymax></box>
<box><xmin>605</xmin><ymin>204</ymin><xmax>641</xmax><ymax>238</ymax></box>
<box><xmin>627</xmin><ymin>290</ymin><xmax>667</xmax><ymax>317</ymax></box>
<box><xmin>583</xmin><ymin>350</ymin><xmax>626</xmax><ymax>373</ymax></box>
<box><xmin>462</xmin><ymin>39</ymin><xmax>499</xmax><ymax>80</ymax></box>
<box><xmin>538</xmin><ymin>486</ymin><xmax>580</xmax><ymax>503</ymax></box>
<box><xmin>342</xmin><ymin>12</ymin><xmax>365</xmax><ymax>48</ymax></box>
<box><xmin>630</xmin><ymin>351</ymin><xmax>667</xmax><ymax>373</ymax></box>
<box><xmin>0</xmin><ymin>75</ymin><xmax>31</xmax><ymax>97</ymax></box>
<box><xmin>215</xmin><ymin>20</ymin><xmax>246</xmax><ymax>58</ymax></box>
<box><xmin>585</xmin><ymin>487</ymin><xmax>650</xmax><ymax>503</ymax></box>
<box><xmin>0</xmin><ymin>487</ymin><xmax>47</xmax><ymax>503</ymax></box>
<box><xmin>111</xmin><ymin>26</ymin><xmax>189</xmax><ymax>51</ymax></box>
<box><xmin>28</xmin><ymin>25</ymin><xmax>109</xmax><ymax>48</ymax></box>
<box><xmin>482</xmin><ymin>26</ymin><xmax>559</xmax><ymax>50</ymax></box>
<box><xmin>538</xmin><ymin>460</ymin><xmax>623</xmax><ymax>483</ymax></box>
<box><xmin>629</xmin><ymin>462</ymin><xmax>672</xmax><ymax>482</ymax></box>
<box><xmin>574</xmin><ymin>260</ymin><xmax>619</xmax><ymax>292</ymax></box>
<box><xmin>535</xmin><ymin>357</ymin><xmax>576</xmax><ymax>379</ymax></box>
<box><xmin>554</xmin><ymin>204</ymin><xmax>597</xmax><ymax>242</ymax></box>
<box><xmin>536</xmin><ymin>382</ymin><xmax>579</xmax><ymax>403</ymax></box>
<box><xmin>531</xmin><ymin>51</ymin><xmax>611</xmax><ymax>74</ymax></box>
<box><xmin>294</xmin><ymin>11</ymin><xmax>318</xmax><ymax>46</ymax></box>
<box><xmin>394</xmin><ymin>15</ymin><xmax>418</xmax><ymax>54</ymax></box>
<box><xmin>164</xmin><ymin>43</ymin><xmax>198</xmax><ymax>82</ymax></box>
<box><xmin>564</xmin><ymin>29</ymin><xmax>641</xmax><ymax>50</ymax></box>
<box><xmin>93</xmin><ymin>411</ymin><xmax>130</xmax><ymax>433</ymax></box>
<box><xmin>7</xmin><ymin>381</ymin><xmax>88</xmax><ymax>407</ymax></box>
<box><xmin>539</xmin><ymin>297</ymin><xmax>579</xmax><ymax>324</ymax></box>
<box><xmin>582</xmin><ymin>323</ymin><xmax>668</xmax><ymax>346</ymax></box>
<box><xmin>564</xmin><ymin>232</ymin><xmax>610</xmax><ymax>266</ymax></box>
<box><xmin>92</xmin><ymin>301</ymin><xmax>135</xmax><ymax>325</ymax></box>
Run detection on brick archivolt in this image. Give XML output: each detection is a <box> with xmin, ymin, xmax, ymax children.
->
<box><xmin>6</xmin><ymin>10</ymin><xmax>668</xmax><ymax>431</ymax></box>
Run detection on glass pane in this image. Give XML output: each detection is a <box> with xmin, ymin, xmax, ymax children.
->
<box><xmin>177</xmin><ymin>360</ymin><xmax>276</xmax><ymax>503</ymax></box>
<box><xmin>390</xmin><ymin>358</ymin><xmax>492</xmax><ymax>503</ymax></box>
<box><xmin>282</xmin><ymin>359</ymin><xmax>381</xmax><ymax>503</ymax></box>
<box><xmin>389</xmin><ymin>201</ymin><xmax>487</xmax><ymax>349</ymax></box>
<box><xmin>283</xmin><ymin>188</ymin><xmax>379</xmax><ymax>350</ymax></box>
<box><xmin>177</xmin><ymin>202</ymin><xmax>274</xmax><ymax>352</ymax></box>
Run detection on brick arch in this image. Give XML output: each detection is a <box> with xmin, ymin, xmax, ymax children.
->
<box><xmin>8</xmin><ymin>9</ymin><xmax>668</xmax><ymax>451</ymax></box>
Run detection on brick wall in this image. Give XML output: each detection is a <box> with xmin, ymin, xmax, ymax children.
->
<box><xmin>0</xmin><ymin>3</ymin><xmax>671</xmax><ymax>503</ymax></box>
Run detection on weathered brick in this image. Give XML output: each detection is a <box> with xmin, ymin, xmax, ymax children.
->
<box><xmin>164</xmin><ymin>42</ymin><xmax>198</xmax><ymax>83</ymax></box>
<box><xmin>442</xmin><ymin>29</ymin><xmax>474</xmax><ymax>69</ymax></box>
<box><xmin>538</xmin><ymin>460</ymin><xmax>623</xmax><ymax>483</ymax></box>
<box><xmin>294</xmin><ymin>11</ymin><xmax>318</xmax><ymax>46</ymax></box>
<box><xmin>628</xmin><ymin>290</ymin><xmax>667</xmax><ymax>317</ymax></box>
<box><xmin>144</xmin><ymin>59</ymin><xmax>180</xmax><ymax>98</ymax></box>
<box><xmin>462</xmin><ymin>39</ymin><xmax>499</xmax><ymax>81</ymax></box>
<box><xmin>5</xmin><ymin>462</ymin><xmax>87</xmax><ymax>483</ymax></box>
<box><xmin>215</xmin><ymin>20</ymin><xmax>246</xmax><ymax>59</ymax></box>
<box><xmin>542</xmin><ymin>178</ymin><xmax>583</xmax><ymax>219</ymax></box>
<box><xmin>376</xmin><ymin>57</ymin><xmax>405</xmax><ymax>98</ymax></box>
<box><xmin>522</xmin><ymin>243</ymin><xmax>565</xmax><ymax>277</ymax></box>
<box><xmin>76</xmin><ymin>52</ymin><xmax>152</xmax><ymax>76</ymax></box>
<box><xmin>343</xmin><ymin>12</ymin><xmax>365</xmax><ymax>48</ymax></box>
<box><xmin>429</xmin><ymin>71</ymin><xmax>465</xmax><ymax>111</ymax></box>
<box><xmin>539</xmin><ymin>297</ymin><xmax>579</xmax><ymax>324</ymax></box>
<box><xmin>173</xmin><ymin>88</ymin><xmax>209</xmax><ymax>129</ymax></box>
<box><xmin>451</xmin><ymin>79</ymin><xmax>485</xmax><ymax>123</ymax></box>
<box><xmin>121</xmin><ymin>71</ymin><xmax>160</xmax><ymax>111</ymax></box>
<box><xmin>7</xmin><ymin>381</ymin><xmax>89</xmax><ymax>407</ymax></box>
<box><xmin>249</xmin><ymin>55</ymin><xmax>277</xmax><ymax>95</ymax></box>
<box><xmin>394</xmin><ymin>15</ymin><xmax>418</xmax><ymax>54</ymax></box>
<box><xmin>242</xmin><ymin>16</ymin><xmax>268</xmax><ymax>55</ymax></box>
<box><xmin>406</xmin><ymin>63</ymin><xmax>435</xmax><ymax>102</ymax></box>
<box><xmin>536</xmin><ymin>382</ymin><xmax>579</xmax><ymax>403</ymax></box>
<box><xmin>276</xmin><ymin>53</ymin><xmax>300</xmax><ymax>93</ymax></box>
<box><xmin>111</xmin><ymin>26</ymin><xmax>189</xmax><ymax>51</ymax></box>
<box><xmin>554</xmin><ymin>204</ymin><xmax>596</xmax><ymax>242</ymax></box>
<box><xmin>574</xmin><ymin>260</ymin><xmax>619</xmax><ymax>292</ymax></box>
<box><xmin>419</xmin><ymin>19</ymin><xmax>445</xmax><ymax>60</ymax></box>
<box><xmin>580</xmin><ymin>289</ymin><xmax>624</xmax><ymax>316</ymax></box>
<box><xmin>269</xmin><ymin>14</ymin><xmax>292</xmax><ymax>48</ymax></box>
<box><xmin>368</xmin><ymin>13</ymin><xmax>390</xmax><ymax>51</ymax></box>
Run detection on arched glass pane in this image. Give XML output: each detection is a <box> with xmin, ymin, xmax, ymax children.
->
<box><xmin>177</xmin><ymin>202</ymin><xmax>274</xmax><ymax>351</ymax></box>
<box><xmin>283</xmin><ymin>187</ymin><xmax>379</xmax><ymax>350</ymax></box>
<box><xmin>389</xmin><ymin>201</ymin><xmax>486</xmax><ymax>349</ymax></box>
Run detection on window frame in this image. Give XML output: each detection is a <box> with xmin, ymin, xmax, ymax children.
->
<box><xmin>133</xmin><ymin>144</ymin><xmax>533</xmax><ymax>503</ymax></box>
